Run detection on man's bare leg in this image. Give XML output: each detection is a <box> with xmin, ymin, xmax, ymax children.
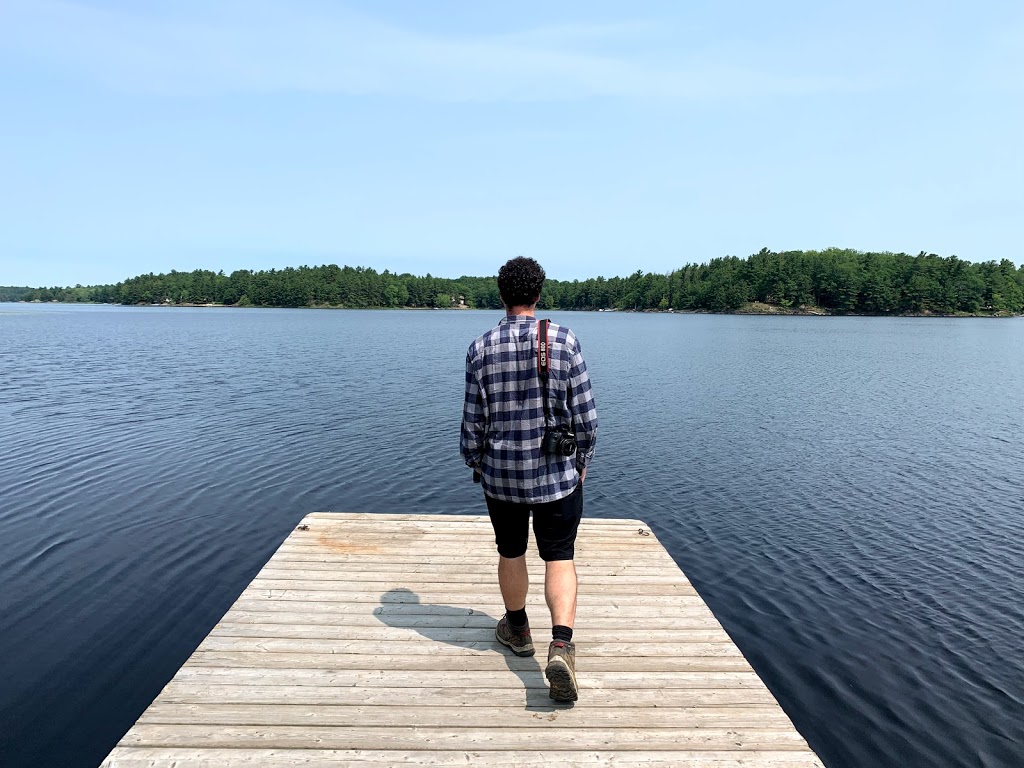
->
<box><xmin>495</xmin><ymin>554</ymin><xmax>535</xmax><ymax>656</ymax></box>
<box><xmin>545</xmin><ymin>559</ymin><xmax>577</xmax><ymax>627</ymax></box>
<box><xmin>544</xmin><ymin>558</ymin><xmax>579</xmax><ymax>701</ymax></box>
<box><xmin>498</xmin><ymin>554</ymin><xmax>529</xmax><ymax>611</ymax></box>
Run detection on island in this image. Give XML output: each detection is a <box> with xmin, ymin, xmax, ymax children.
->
<box><xmin>7</xmin><ymin>248</ymin><xmax>1023</xmax><ymax>317</ymax></box>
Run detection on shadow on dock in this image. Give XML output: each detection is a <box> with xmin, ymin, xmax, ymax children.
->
<box><xmin>374</xmin><ymin>587</ymin><xmax>569</xmax><ymax>712</ymax></box>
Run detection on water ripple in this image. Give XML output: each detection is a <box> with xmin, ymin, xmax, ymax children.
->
<box><xmin>1</xmin><ymin>306</ymin><xmax>1023</xmax><ymax>767</ymax></box>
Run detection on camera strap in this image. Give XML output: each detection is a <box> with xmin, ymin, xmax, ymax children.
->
<box><xmin>537</xmin><ymin>319</ymin><xmax>549</xmax><ymax>376</ymax></box>
<box><xmin>537</xmin><ymin>319</ymin><xmax>551</xmax><ymax>425</ymax></box>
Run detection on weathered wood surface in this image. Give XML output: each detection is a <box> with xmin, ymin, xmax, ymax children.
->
<box><xmin>102</xmin><ymin>513</ymin><xmax>824</xmax><ymax>767</ymax></box>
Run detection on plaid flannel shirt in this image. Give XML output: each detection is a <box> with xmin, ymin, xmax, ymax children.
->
<box><xmin>461</xmin><ymin>314</ymin><xmax>598</xmax><ymax>504</ymax></box>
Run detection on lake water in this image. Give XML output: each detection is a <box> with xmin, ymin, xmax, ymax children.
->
<box><xmin>1</xmin><ymin>303</ymin><xmax>1022</xmax><ymax>767</ymax></box>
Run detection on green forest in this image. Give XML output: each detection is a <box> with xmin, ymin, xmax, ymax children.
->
<box><xmin>8</xmin><ymin>248</ymin><xmax>1024</xmax><ymax>315</ymax></box>
<box><xmin>0</xmin><ymin>286</ymin><xmax>34</xmax><ymax>302</ymax></box>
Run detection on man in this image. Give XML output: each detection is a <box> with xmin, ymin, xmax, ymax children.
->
<box><xmin>460</xmin><ymin>256</ymin><xmax>598</xmax><ymax>702</ymax></box>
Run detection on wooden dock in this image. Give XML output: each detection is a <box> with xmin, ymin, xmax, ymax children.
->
<box><xmin>102</xmin><ymin>512</ymin><xmax>825</xmax><ymax>767</ymax></box>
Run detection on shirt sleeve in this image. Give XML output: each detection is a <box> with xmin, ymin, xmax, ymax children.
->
<box><xmin>460</xmin><ymin>346</ymin><xmax>487</xmax><ymax>468</ymax></box>
<box><xmin>568</xmin><ymin>337</ymin><xmax>598</xmax><ymax>471</ymax></box>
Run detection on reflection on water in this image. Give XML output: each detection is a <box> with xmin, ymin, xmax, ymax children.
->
<box><xmin>1</xmin><ymin>304</ymin><xmax>1023</xmax><ymax>767</ymax></box>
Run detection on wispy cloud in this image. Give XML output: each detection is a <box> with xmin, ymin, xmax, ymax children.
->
<box><xmin>0</xmin><ymin>0</ymin><xmax>867</xmax><ymax>101</ymax></box>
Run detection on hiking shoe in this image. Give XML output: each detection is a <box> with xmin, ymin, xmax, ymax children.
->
<box><xmin>495</xmin><ymin>614</ymin><xmax>535</xmax><ymax>657</ymax></box>
<box><xmin>545</xmin><ymin>640</ymin><xmax>578</xmax><ymax>701</ymax></box>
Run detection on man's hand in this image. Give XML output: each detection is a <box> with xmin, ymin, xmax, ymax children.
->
<box><xmin>579</xmin><ymin>466</ymin><xmax>587</xmax><ymax>484</ymax></box>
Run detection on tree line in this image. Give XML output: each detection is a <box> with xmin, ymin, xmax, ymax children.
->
<box><xmin>0</xmin><ymin>286</ymin><xmax>34</xmax><ymax>302</ymax></box>
<box><xmin>9</xmin><ymin>248</ymin><xmax>1024</xmax><ymax>315</ymax></box>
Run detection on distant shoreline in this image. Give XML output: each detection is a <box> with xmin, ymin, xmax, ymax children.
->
<box><xmin>10</xmin><ymin>299</ymin><xmax>1020</xmax><ymax>318</ymax></box>
<box><xmin>8</xmin><ymin>249</ymin><xmax>1023</xmax><ymax>315</ymax></box>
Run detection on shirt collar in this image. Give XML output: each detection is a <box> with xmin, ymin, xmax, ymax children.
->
<box><xmin>501</xmin><ymin>314</ymin><xmax>538</xmax><ymax>325</ymax></box>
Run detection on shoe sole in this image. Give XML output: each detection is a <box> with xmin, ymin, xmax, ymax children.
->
<box><xmin>545</xmin><ymin>658</ymin><xmax>578</xmax><ymax>702</ymax></box>
<box><xmin>496</xmin><ymin>628</ymin><xmax>535</xmax><ymax>657</ymax></box>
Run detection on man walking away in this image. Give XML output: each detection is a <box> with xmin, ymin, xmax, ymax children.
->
<box><xmin>460</xmin><ymin>256</ymin><xmax>598</xmax><ymax>702</ymax></box>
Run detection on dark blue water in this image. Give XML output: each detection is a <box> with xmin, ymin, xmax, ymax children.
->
<box><xmin>1</xmin><ymin>304</ymin><xmax>1022</xmax><ymax>767</ymax></box>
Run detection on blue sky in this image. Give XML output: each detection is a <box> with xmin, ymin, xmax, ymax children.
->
<box><xmin>1</xmin><ymin>1</ymin><xmax>1021</xmax><ymax>286</ymax></box>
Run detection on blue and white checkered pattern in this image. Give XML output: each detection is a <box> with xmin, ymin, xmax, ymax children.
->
<box><xmin>461</xmin><ymin>314</ymin><xmax>598</xmax><ymax>504</ymax></box>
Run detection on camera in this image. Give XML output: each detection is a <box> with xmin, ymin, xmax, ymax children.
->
<box><xmin>542</xmin><ymin>426</ymin><xmax>577</xmax><ymax>456</ymax></box>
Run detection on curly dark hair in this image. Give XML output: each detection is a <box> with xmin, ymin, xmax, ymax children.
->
<box><xmin>497</xmin><ymin>256</ymin><xmax>546</xmax><ymax>308</ymax></box>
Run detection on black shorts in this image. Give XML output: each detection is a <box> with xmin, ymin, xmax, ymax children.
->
<box><xmin>484</xmin><ymin>484</ymin><xmax>584</xmax><ymax>561</ymax></box>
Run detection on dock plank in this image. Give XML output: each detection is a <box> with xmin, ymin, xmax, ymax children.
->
<box><xmin>185</xmin><ymin>653</ymin><xmax>755</xmax><ymax>673</ymax></box>
<box><xmin>102</xmin><ymin>513</ymin><xmax>823</xmax><ymax>767</ymax></box>
<box><xmin>117</xmin><ymin>723</ymin><xmax>813</xmax><ymax>751</ymax></box>
<box><xmin>156</xmin><ymin>683</ymin><xmax>783</xmax><ymax>707</ymax></box>
<box><xmin>136</xmin><ymin>703</ymin><xmax>797</xmax><ymax>728</ymax></box>
<box><xmin>194</xmin><ymin>637</ymin><xmax>744</xmax><ymax>657</ymax></box>
<box><xmin>207</xmin><ymin>622</ymin><xmax>733</xmax><ymax>642</ymax></box>
<box><xmin>169</xmin><ymin>667</ymin><xmax>774</xmax><ymax>688</ymax></box>
<box><xmin>216</xmin><ymin>610</ymin><xmax>725</xmax><ymax>629</ymax></box>
<box><xmin>103</xmin><ymin>748</ymin><xmax>825</xmax><ymax>767</ymax></box>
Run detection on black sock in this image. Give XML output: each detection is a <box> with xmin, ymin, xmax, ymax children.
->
<box><xmin>552</xmin><ymin>625</ymin><xmax>573</xmax><ymax>643</ymax></box>
<box><xmin>506</xmin><ymin>607</ymin><xmax>528</xmax><ymax>629</ymax></box>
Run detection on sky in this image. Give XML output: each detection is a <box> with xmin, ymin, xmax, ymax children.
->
<box><xmin>1</xmin><ymin>1</ymin><xmax>1022</xmax><ymax>286</ymax></box>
